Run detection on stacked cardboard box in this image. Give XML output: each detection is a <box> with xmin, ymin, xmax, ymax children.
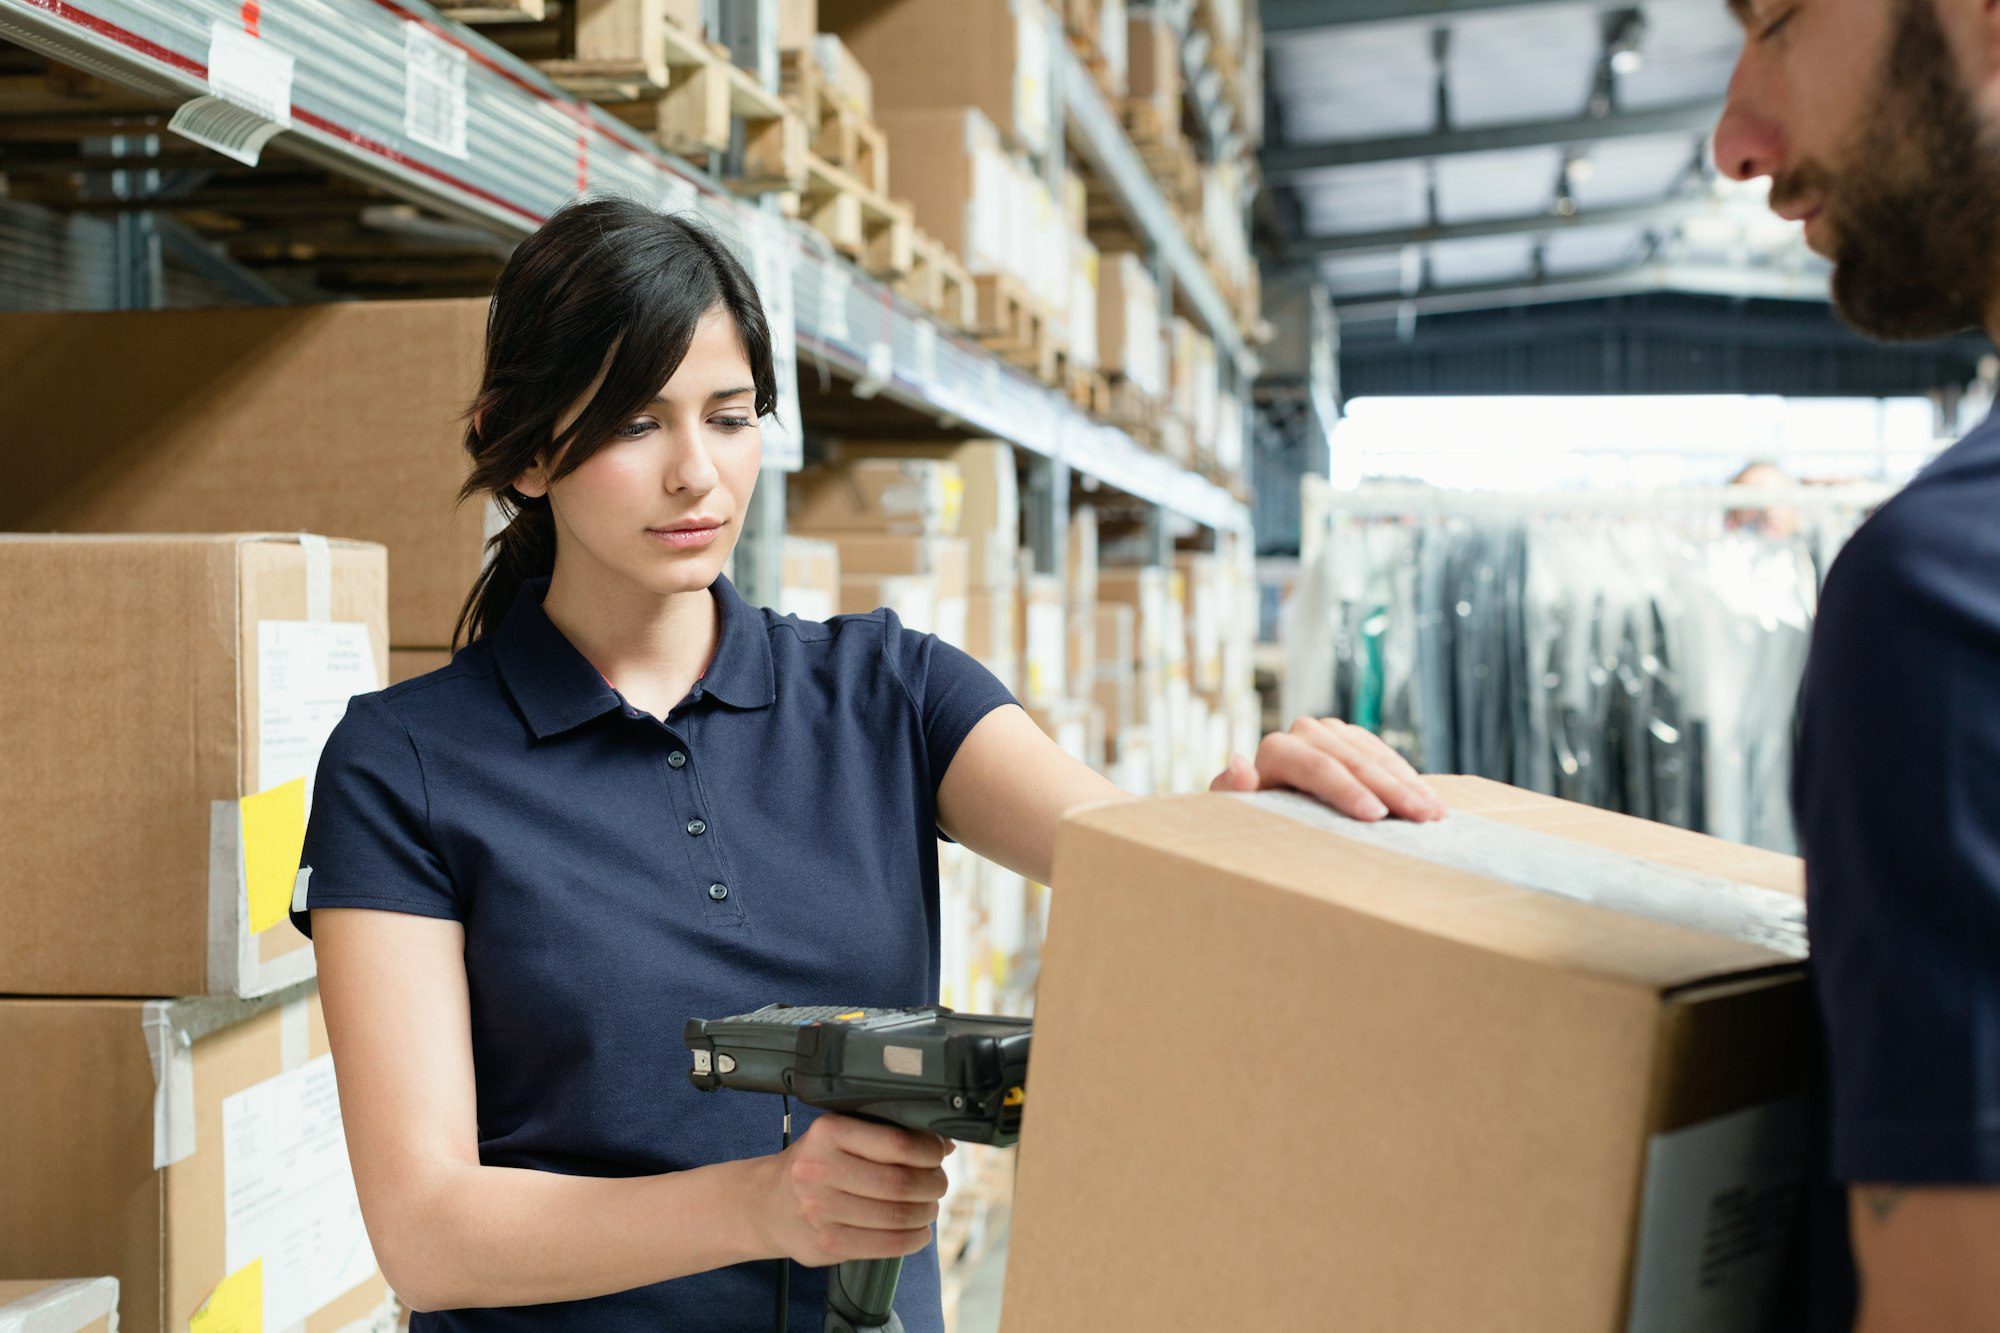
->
<box><xmin>1098</xmin><ymin>252</ymin><xmax>1166</xmax><ymax>400</ymax></box>
<box><xmin>778</xmin><ymin>535</ymin><xmax>843</xmax><ymax>623</ymax></box>
<box><xmin>0</xmin><ymin>535</ymin><xmax>401</xmax><ymax>1330</ymax></box>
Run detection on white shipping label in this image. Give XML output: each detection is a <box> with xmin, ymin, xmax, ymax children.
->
<box><xmin>208</xmin><ymin>23</ymin><xmax>294</xmax><ymax>124</ymax></box>
<box><xmin>1626</xmin><ymin>1096</ymin><xmax>1811</xmax><ymax>1333</ymax></box>
<box><xmin>223</xmin><ymin>1053</ymin><xmax>379</xmax><ymax>1329</ymax></box>
<box><xmin>168</xmin><ymin>96</ymin><xmax>287</xmax><ymax>167</ymax></box>
<box><xmin>819</xmin><ymin>261</ymin><xmax>853</xmax><ymax>344</ymax></box>
<box><xmin>912</xmin><ymin>320</ymin><xmax>939</xmax><ymax>384</ymax></box>
<box><xmin>745</xmin><ymin>210</ymin><xmax>804</xmax><ymax>472</ymax></box>
<box><xmin>404</xmin><ymin>22</ymin><xmax>469</xmax><ymax>159</ymax></box>
<box><xmin>258</xmin><ymin>622</ymin><xmax>382</xmax><ymax>799</ymax></box>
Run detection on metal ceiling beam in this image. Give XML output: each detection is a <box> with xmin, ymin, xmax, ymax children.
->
<box><xmin>1282</xmin><ymin>196</ymin><xmax>1724</xmax><ymax>263</ymax></box>
<box><xmin>1333</xmin><ymin>261</ymin><xmax>1830</xmax><ymax>322</ymax></box>
<box><xmin>1263</xmin><ymin>99</ymin><xmax>1724</xmax><ymax>176</ymax></box>
<box><xmin>1265</xmin><ymin>0</ymin><xmax>1624</xmax><ymax>33</ymax></box>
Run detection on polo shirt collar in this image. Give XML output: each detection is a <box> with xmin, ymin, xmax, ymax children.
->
<box><xmin>494</xmin><ymin>573</ymin><xmax>775</xmax><ymax>740</ymax></box>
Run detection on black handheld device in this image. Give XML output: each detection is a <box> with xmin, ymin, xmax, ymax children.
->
<box><xmin>684</xmin><ymin>1004</ymin><xmax>1031</xmax><ymax>1333</ymax></box>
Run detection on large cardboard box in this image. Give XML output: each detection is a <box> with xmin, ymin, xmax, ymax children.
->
<box><xmin>0</xmin><ymin>987</ymin><xmax>398</xmax><ymax>1333</ymax></box>
<box><xmin>823</xmin><ymin>536</ymin><xmax>970</xmax><ymax>646</ymax></box>
<box><xmin>0</xmin><ymin>301</ymin><xmax>487</xmax><ymax>651</ymax></box>
<box><xmin>822</xmin><ymin>0</ymin><xmax>1053</xmax><ymax>158</ymax></box>
<box><xmin>830</xmin><ymin>442</ymin><xmax>1018</xmax><ymax>588</ymax></box>
<box><xmin>1097</xmin><ymin>252</ymin><xmax>1164</xmax><ymax>396</ymax></box>
<box><xmin>1005</xmin><ymin>778</ymin><xmax>1813</xmax><ymax>1331</ymax></box>
<box><xmin>0</xmin><ymin>535</ymin><xmax>389</xmax><ymax>997</ymax></box>
<box><xmin>791</xmin><ymin>458</ymin><xmax>964</xmax><ymax>537</ymax></box>
<box><xmin>0</xmin><ymin>1279</ymin><xmax>119</xmax><ymax>1332</ymax></box>
<box><xmin>778</xmin><ymin>536</ymin><xmax>842</xmax><ymax>623</ymax></box>
<box><xmin>1125</xmin><ymin>10</ymin><xmax>1180</xmax><ymax>129</ymax></box>
<box><xmin>877</xmin><ymin>107</ymin><xmax>1015</xmax><ymax>279</ymax></box>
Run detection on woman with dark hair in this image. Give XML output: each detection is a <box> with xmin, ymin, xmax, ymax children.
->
<box><xmin>290</xmin><ymin>195</ymin><xmax>1440</xmax><ymax>1331</ymax></box>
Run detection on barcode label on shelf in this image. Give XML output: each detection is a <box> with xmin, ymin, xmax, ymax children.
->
<box><xmin>819</xmin><ymin>264</ymin><xmax>852</xmax><ymax>343</ymax></box>
<box><xmin>404</xmin><ymin>23</ymin><xmax>469</xmax><ymax>159</ymax></box>
<box><xmin>207</xmin><ymin>22</ymin><xmax>293</xmax><ymax>125</ymax></box>
<box><xmin>168</xmin><ymin>95</ymin><xmax>286</xmax><ymax>166</ymax></box>
<box><xmin>913</xmin><ymin>320</ymin><xmax>938</xmax><ymax>383</ymax></box>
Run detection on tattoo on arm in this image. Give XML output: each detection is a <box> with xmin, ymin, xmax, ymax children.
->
<box><xmin>1860</xmin><ymin>1186</ymin><xmax>1909</xmax><ymax>1226</ymax></box>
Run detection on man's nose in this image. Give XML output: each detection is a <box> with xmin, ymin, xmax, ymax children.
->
<box><xmin>1713</xmin><ymin>53</ymin><xmax>1784</xmax><ymax>183</ymax></box>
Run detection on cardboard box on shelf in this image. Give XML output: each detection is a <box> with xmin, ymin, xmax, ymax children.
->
<box><xmin>810</xmin><ymin>32</ymin><xmax>874</xmax><ymax>117</ymax></box>
<box><xmin>877</xmin><ymin>107</ymin><xmax>1016</xmax><ymax>280</ymax></box>
<box><xmin>1098</xmin><ymin>565</ymin><xmax>1171</xmax><ymax>670</ymax></box>
<box><xmin>1005</xmin><ymin>778</ymin><xmax>1813</xmax><ymax>1331</ymax></box>
<box><xmin>822</xmin><ymin>0</ymin><xmax>1053</xmax><ymax>158</ymax></box>
<box><xmin>779</xmin><ymin>536</ymin><xmax>842</xmax><ymax>623</ymax></box>
<box><xmin>1176</xmin><ymin>552</ymin><xmax>1225</xmax><ymax>694</ymax></box>
<box><xmin>814</xmin><ymin>535</ymin><xmax>969</xmax><ymax>646</ymax></box>
<box><xmin>840</xmin><ymin>573</ymin><xmax>938</xmax><ymax>636</ymax></box>
<box><xmin>1097</xmin><ymin>251</ymin><xmax>1165</xmax><ymax>398</ymax></box>
<box><xmin>778</xmin><ymin>0</ymin><xmax>818</xmax><ymax>47</ymax></box>
<box><xmin>0</xmin><ymin>301</ymin><xmax>487</xmax><ymax>652</ymax></box>
<box><xmin>0</xmin><ymin>1279</ymin><xmax>119</xmax><ymax>1333</ymax></box>
<box><xmin>391</xmin><ymin>648</ymin><xmax>454</xmax><ymax>685</ymax></box>
<box><xmin>966</xmin><ymin>583</ymin><xmax>1021</xmax><ymax>693</ymax></box>
<box><xmin>0</xmin><ymin>535</ymin><xmax>388</xmax><ymax>998</ymax></box>
<box><xmin>1068</xmin><ymin>237</ymin><xmax>1101</xmax><ymax>372</ymax></box>
<box><xmin>0</xmin><ymin>986</ymin><xmax>399</xmax><ymax>1333</ymax></box>
<box><xmin>1066</xmin><ymin>609</ymin><xmax>1099</xmax><ymax>705</ymax></box>
<box><xmin>1065</xmin><ymin>504</ymin><xmax>1098</xmax><ymax>612</ymax></box>
<box><xmin>790</xmin><ymin>458</ymin><xmax>963</xmax><ymax>537</ymax></box>
<box><xmin>1125</xmin><ymin>10</ymin><xmax>1181</xmax><ymax>135</ymax></box>
<box><xmin>1093</xmin><ymin>664</ymin><xmax>1136</xmax><ymax>740</ymax></box>
<box><xmin>1017</xmin><ymin>574</ymin><xmax>1066</xmax><ymax>708</ymax></box>
<box><xmin>832</xmin><ymin>441</ymin><xmax>1019</xmax><ymax>588</ymax></box>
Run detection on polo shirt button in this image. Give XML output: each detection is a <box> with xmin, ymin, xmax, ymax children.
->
<box><xmin>687</xmin><ymin>818</ymin><xmax>707</xmax><ymax>837</ymax></box>
<box><xmin>708</xmin><ymin>882</ymin><xmax>729</xmax><ymax>901</ymax></box>
<box><xmin>667</xmin><ymin>751</ymin><xmax>687</xmax><ymax>769</ymax></box>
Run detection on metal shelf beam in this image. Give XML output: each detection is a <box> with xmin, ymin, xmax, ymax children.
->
<box><xmin>0</xmin><ymin>0</ymin><xmax>1249</xmax><ymax>533</ymax></box>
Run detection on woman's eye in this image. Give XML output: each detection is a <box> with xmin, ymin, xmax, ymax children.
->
<box><xmin>711</xmin><ymin>416</ymin><xmax>756</xmax><ymax>432</ymax></box>
<box><xmin>616</xmin><ymin>419</ymin><xmax>657</xmax><ymax>438</ymax></box>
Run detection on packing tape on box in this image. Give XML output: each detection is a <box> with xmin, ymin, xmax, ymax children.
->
<box><xmin>208</xmin><ymin>798</ymin><xmax>320</xmax><ymax>999</ymax></box>
<box><xmin>143</xmin><ymin>981</ymin><xmax>317</xmax><ymax>1169</ymax></box>
<box><xmin>300</xmin><ymin>532</ymin><xmax>332</xmax><ymax>624</ymax></box>
<box><xmin>1241</xmin><ymin>791</ymin><xmax>1808</xmax><ymax>960</ymax></box>
<box><xmin>0</xmin><ymin>1277</ymin><xmax>119</xmax><ymax>1333</ymax></box>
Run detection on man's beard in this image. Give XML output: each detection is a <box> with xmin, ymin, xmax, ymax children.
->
<box><xmin>1776</xmin><ymin>0</ymin><xmax>2000</xmax><ymax>341</ymax></box>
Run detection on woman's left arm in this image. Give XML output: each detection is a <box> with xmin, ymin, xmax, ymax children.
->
<box><xmin>937</xmin><ymin>706</ymin><xmax>1447</xmax><ymax>886</ymax></box>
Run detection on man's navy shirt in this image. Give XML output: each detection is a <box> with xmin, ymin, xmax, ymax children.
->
<box><xmin>1793</xmin><ymin>407</ymin><xmax>2000</xmax><ymax>1329</ymax></box>
<box><xmin>291</xmin><ymin>573</ymin><xmax>1017</xmax><ymax>1331</ymax></box>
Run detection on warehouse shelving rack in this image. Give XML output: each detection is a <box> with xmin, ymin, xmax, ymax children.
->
<box><xmin>0</xmin><ymin>0</ymin><xmax>1254</xmax><ymax>599</ymax></box>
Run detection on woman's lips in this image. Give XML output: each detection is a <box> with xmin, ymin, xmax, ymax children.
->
<box><xmin>647</xmin><ymin>524</ymin><xmax>722</xmax><ymax>548</ymax></box>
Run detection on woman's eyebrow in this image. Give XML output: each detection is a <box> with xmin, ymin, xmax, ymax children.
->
<box><xmin>644</xmin><ymin>386</ymin><xmax>756</xmax><ymax>406</ymax></box>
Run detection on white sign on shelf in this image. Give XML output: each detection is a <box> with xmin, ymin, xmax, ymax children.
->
<box><xmin>222</xmin><ymin>1054</ymin><xmax>378</xmax><ymax>1329</ymax></box>
<box><xmin>404</xmin><ymin>22</ymin><xmax>469</xmax><ymax>159</ymax></box>
<box><xmin>170</xmin><ymin>23</ymin><xmax>296</xmax><ymax>166</ymax></box>
<box><xmin>819</xmin><ymin>262</ymin><xmax>853</xmax><ymax>344</ymax></box>
<box><xmin>746</xmin><ymin>210</ymin><xmax>805</xmax><ymax>473</ymax></box>
<box><xmin>912</xmin><ymin>320</ymin><xmax>939</xmax><ymax>386</ymax></box>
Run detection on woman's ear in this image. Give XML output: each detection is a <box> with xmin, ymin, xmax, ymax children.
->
<box><xmin>512</xmin><ymin>461</ymin><xmax>550</xmax><ymax>500</ymax></box>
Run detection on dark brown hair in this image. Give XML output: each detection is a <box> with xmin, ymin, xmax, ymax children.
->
<box><xmin>453</xmin><ymin>196</ymin><xmax>778</xmax><ymax>647</ymax></box>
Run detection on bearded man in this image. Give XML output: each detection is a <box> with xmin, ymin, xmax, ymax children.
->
<box><xmin>1717</xmin><ymin>2</ymin><xmax>2000</xmax><ymax>1328</ymax></box>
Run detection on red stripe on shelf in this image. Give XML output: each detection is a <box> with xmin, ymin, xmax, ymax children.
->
<box><xmin>240</xmin><ymin>0</ymin><xmax>259</xmax><ymax>35</ymax></box>
<box><xmin>292</xmin><ymin>108</ymin><xmax>548</xmax><ymax>224</ymax></box>
<box><xmin>361</xmin><ymin>0</ymin><xmax>561</xmax><ymax>104</ymax></box>
<box><xmin>18</xmin><ymin>0</ymin><xmax>206</xmax><ymax>75</ymax></box>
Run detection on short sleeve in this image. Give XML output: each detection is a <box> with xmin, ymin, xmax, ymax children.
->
<box><xmin>1794</xmin><ymin>494</ymin><xmax>2000</xmax><ymax>1183</ymax></box>
<box><xmin>879</xmin><ymin>609</ymin><xmax>1020</xmax><ymax>791</ymax></box>
<box><xmin>289</xmin><ymin>691</ymin><xmax>461</xmax><ymax>939</ymax></box>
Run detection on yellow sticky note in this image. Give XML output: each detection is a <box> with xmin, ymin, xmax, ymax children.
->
<box><xmin>190</xmin><ymin>1258</ymin><xmax>262</xmax><ymax>1333</ymax></box>
<box><xmin>241</xmin><ymin>779</ymin><xmax>307</xmax><ymax>934</ymax></box>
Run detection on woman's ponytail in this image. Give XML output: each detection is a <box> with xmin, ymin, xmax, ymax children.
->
<box><xmin>447</xmin><ymin>196</ymin><xmax>777</xmax><ymax>651</ymax></box>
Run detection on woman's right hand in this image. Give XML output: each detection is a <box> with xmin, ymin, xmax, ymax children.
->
<box><xmin>754</xmin><ymin>1113</ymin><xmax>955</xmax><ymax>1268</ymax></box>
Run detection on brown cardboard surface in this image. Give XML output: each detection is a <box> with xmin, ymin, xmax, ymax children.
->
<box><xmin>0</xmin><ymin>534</ymin><xmax>388</xmax><ymax>996</ymax></box>
<box><xmin>0</xmin><ymin>301</ymin><xmax>488</xmax><ymax>650</ymax></box>
<box><xmin>0</xmin><ymin>991</ymin><xmax>393</xmax><ymax>1332</ymax></box>
<box><xmin>875</xmin><ymin>107</ymin><xmax>988</xmax><ymax>266</ymax></box>
<box><xmin>811</xmin><ymin>535</ymin><xmax>970</xmax><ymax>596</ymax></box>
<box><xmin>1003</xmin><ymin>779</ymin><xmax>1810</xmax><ymax>1331</ymax></box>
<box><xmin>390</xmin><ymin>648</ymin><xmax>454</xmax><ymax>685</ymax></box>
<box><xmin>822</xmin><ymin>0</ymin><xmax>1030</xmax><ymax>147</ymax></box>
<box><xmin>790</xmin><ymin>458</ymin><xmax>962</xmax><ymax>536</ymax></box>
<box><xmin>1096</xmin><ymin>251</ymin><xmax>1161</xmax><ymax>386</ymax></box>
<box><xmin>830</xmin><ymin>441</ymin><xmax>1019</xmax><ymax>587</ymax></box>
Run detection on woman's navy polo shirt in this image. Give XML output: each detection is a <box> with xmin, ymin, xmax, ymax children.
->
<box><xmin>290</xmin><ymin>572</ymin><xmax>1018</xmax><ymax>1332</ymax></box>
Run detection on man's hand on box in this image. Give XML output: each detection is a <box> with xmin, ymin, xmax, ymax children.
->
<box><xmin>1209</xmin><ymin>717</ymin><xmax>1446</xmax><ymax>823</ymax></box>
